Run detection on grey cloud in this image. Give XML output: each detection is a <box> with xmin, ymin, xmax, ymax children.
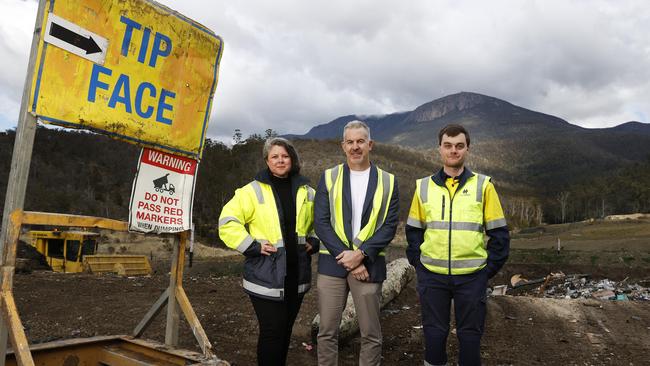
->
<box><xmin>1</xmin><ymin>0</ymin><xmax>648</xmax><ymax>136</ymax></box>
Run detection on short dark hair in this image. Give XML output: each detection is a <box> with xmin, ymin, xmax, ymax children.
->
<box><xmin>438</xmin><ymin>124</ymin><xmax>470</xmax><ymax>146</ymax></box>
<box><xmin>263</xmin><ymin>137</ymin><xmax>301</xmax><ymax>175</ymax></box>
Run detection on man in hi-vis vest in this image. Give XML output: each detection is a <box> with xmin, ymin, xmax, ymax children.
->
<box><xmin>406</xmin><ymin>124</ymin><xmax>510</xmax><ymax>366</ymax></box>
<box><xmin>314</xmin><ymin>120</ymin><xmax>399</xmax><ymax>366</ymax></box>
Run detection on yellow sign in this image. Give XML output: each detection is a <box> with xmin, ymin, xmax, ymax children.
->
<box><xmin>30</xmin><ymin>0</ymin><xmax>224</xmax><ymax>159</ymax></box>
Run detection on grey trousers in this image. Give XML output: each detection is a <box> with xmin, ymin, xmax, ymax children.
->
<box><xmin>316</xmin><ymin>273</ymin><xmax>383</xmax><ymax>366</ymax></box>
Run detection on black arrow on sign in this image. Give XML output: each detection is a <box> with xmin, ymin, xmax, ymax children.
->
<box><xmin>49</xmin><ymin>22</ymin><xmax>102</xmax><ymax>55</ymax></box>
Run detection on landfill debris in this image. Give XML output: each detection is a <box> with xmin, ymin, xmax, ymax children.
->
<box><xmin>592</xmin><ymin>289</ymin><xmax>615</xmax><ymax>300</ymax></box>
<box><xmin>492</xmin><ymin>285</ymin><xmax>508</xmax><ymax>296</ymax></box>
<box><xmin>510</xmin><ymin>273</ymin><xmax>547</xmax><ymax>288</ymax></box>
<box><xmin>505</xmin><ymin>273</ymin><xmax>650</xmax><ymax>301</ymax></box>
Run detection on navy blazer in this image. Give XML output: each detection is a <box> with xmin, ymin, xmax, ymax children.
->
<box><xmin>314</xmin><ymin>163</ymin><xmax>399</xmax><ymax>282</ymax></box>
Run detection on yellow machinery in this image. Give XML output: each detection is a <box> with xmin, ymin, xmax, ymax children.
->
<box><xmin>29</xmin><ymin>230</ymin><xmax>152</xmax><ymax>276</ymax></box>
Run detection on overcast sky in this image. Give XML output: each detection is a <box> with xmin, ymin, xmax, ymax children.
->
<box><xmin>1</xmin><ymin>0</ymin><xmax>649</xmax><ymax>143</ymax></box>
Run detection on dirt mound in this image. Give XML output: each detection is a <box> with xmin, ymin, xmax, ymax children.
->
<box><xmin>10</xmin><ymin>255</ymin><xmax>650</xmax><ymax>365</ymax></box>
<box><xmin>15</xmin><ymin>241</ymin><xmax>50</xmax><ymax>272</ymax></box>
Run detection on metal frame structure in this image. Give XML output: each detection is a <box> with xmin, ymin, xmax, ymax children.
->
<box><xmin>0</xmin><ymin>1</ymin><xmax>219</xmax><ymax>364</ymax></box>
<box><xmin>1</xmin><ymin>211</ymin><xmax>215</xmax><ymax>365</ymax></box>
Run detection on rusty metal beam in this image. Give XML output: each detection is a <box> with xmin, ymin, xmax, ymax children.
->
<box><xmin>20</xmin><ymin>212</ymin><xmax>128</xmax><ymax>231</ymax></box>
<box><xmin>1</xmin><ymin>290</ymin><xmax>34</xmax><ymax>366</ymax></box>
<box><xmin>165</xmin><ymin>235</ymin><xmax>181</xmax><ymax>346</ymax></box>
<box><xmin>132</xmin><ymin>288</ymin><xmax>170</xmax><ymax>338</ymax></box>
<box><xmin>175</xmin><ymin>286</ymin><xmax>213</xmax><ymax>358</ymax></box>
<box><xmin>0</xmin><ymin>210</ymin><xmax>35</xmax><ymax>365</ymax></box>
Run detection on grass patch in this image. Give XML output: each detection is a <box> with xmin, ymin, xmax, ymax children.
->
<box><xmin>508</xmin><ymin>248</ymin><xmax>650</xmax><ymax>267</ymax></box>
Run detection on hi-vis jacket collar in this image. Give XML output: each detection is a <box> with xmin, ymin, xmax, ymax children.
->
<box><xmin>255</xmin><ymin>168</ymin><xmax>309</xmax><ymax>187</ymax></box>
<box><xmin>431</xmin><ymin>167</ymin><xmax>475</xmax><ymax>190</ymax></box>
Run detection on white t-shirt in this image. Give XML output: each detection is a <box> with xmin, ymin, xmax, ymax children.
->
<box><xmin>349</xmin><ymin>167</ymin><xmax>370</xmax><ymax>238</ymax></box>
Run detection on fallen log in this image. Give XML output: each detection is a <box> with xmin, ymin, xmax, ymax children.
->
<box><xmin>311</xmin><ymin>258</ymin><xmax>415</xmax><ymax>343</ymax></box>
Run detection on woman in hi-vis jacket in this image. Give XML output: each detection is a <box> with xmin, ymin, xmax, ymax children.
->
<box><xmin>218</xmin><ymin>137</ymin><xmax>318</xmax><ymax>366</ymax></box>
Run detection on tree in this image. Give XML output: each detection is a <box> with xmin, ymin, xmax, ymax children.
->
<box><xmin>557</xmin><ymin>191</ymin><xmax>570</xmax><ymax>223</ymax></box>
<box><xmin>264</xmin><ymin>129</ymin><xmax>278</xmax><ymax>139</ymax></box>
<box><xmin>233</xmin><ymin>129</ymin><xmax>243</xmax><ymax>145</ymax></box>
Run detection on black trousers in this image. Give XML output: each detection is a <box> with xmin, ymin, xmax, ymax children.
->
<box><xmin>416</xmin><ymin>265</ymin><xmax>488</xmax><ymax>366</ymax></box>
<box><xmin>249</xmin><ymin>292</ymin><xmax>304</xmax><ymax>366</ymax></box>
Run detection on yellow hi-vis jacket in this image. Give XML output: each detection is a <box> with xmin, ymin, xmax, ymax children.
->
<box><xmin>407</xmin><ymin>172</ymin><xmax>506</xmax><ymax>275</ymax></box>
<box><xmin>320</xmin><ymin>164</ymin><xmax>395</xmax><ymax>254</ymax></box>
<box><xmin>218</xmin><ymin>175</ymin><xmax>317</xmax><ymax>300</ymax></box>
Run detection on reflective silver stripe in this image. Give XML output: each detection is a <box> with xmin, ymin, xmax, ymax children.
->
<box><xmin>425</xmin><ymin>221</ymin><xmax>483</xmax><ymax>232</ymax></box>
<box><xmin>255</xmin><ymin>238</ymin><xmax>284</xmax><ymax>248</ymax></box>
<box><xmin>237</xmin><ymin>235</ymin><xmax>254</xmax><ymax>253</ymax></box>
<box><xmin>218</xmin><ymin>216</ymin><xmax>240</xmax><ymax>228</ymax></box>
<box><xmin>251</xmin><ymin>181</ymin><xmax>265</xmax><ymax>204</ymax></box>
<box><xmin>307</xmin><ymin>188</ymin><xmax>315</xmax><ymax>202</ymax></box>
<box><xmin>486</xmin><ymin>218</ymin><xmax>507</xmax><ymax>230</ymax></box>
<box><xmin>419</xmin><ymin>177</ymin><xmax>429</xmax><ymax>203</ymax></box>
<box><xmin>297</xmin><ymin>236</ymin><xmax>306</xmax><ymax>244</ymax></box>
<box><xmin>242</xmin><ymin>279</ymin><xmax>283</xmax><ymax>298</ymax></box>
<box><xmin>407</xmin><ymin>217</ymin><xmax>425</xmax><ymax>229</ymax></box>
<box><xmin>328</xmin><ymin>165</ymin><xmax>340</xmax><ymax>229</ymax></box>
<box><xmin>373</xmin><ymin>170</ymin><xmax>391</xmax><ymax>233</ymax></box>
<box><xmin>421</xmin><ymin>255</ymin><xmax>486</xmax><ymax>269</ymax></box>
<box><xmin>298</xmin><ymin>283</ymin><xmax>310</xmax><ymax>293</ymax></box>
<box><xmin>476</xmin><ymin>174</ymin><xmax>486</xmax><ymax>203</ymax></box>
<box><xmin>353</xmin><ymin>237</ymin><xmax>362</xmax><ymax>247</ymax></box>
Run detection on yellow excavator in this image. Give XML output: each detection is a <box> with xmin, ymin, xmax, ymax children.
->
<box><xmin>28</xmin><ymin>229</ymin><xmax>152</xmax><ymax>276</ymax></box>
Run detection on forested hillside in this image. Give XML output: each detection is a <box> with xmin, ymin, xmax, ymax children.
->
<box><xmin>1</xmin><ymin>127</ymin><xmax>648</xmax><ymax>246</ymax></box>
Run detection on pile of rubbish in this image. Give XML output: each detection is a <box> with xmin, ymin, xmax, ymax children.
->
<box><xmin>490</xmin><ymin>272</ymin><xmax>650</xmax><ymax>301</ymax></box>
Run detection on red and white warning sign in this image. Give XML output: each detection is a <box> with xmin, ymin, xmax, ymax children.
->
<box><xmin>129</xmin><ymin>148</ymin><xmax>198</xmax><ymax>233</ymax></box>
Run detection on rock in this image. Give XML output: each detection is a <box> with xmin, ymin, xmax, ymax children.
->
<box><xmin>311</xmin><ymin>258</ymin><xmax>415</xmax><ymax>343</ymax></box>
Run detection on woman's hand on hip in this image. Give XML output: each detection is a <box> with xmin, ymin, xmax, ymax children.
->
<box><xmin>260</xmin><ymin>242</ymin><xmax>277</xmax><ymax>256</ymax></box>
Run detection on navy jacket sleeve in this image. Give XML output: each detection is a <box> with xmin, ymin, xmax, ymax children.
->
<box><xmin>405</xmin><ymin>224</ymin><xmax>424</xmax><ymax>267</ymax></box>
<box><xmin>307</xmin><ymin>237</ymin><xmax>320</xmax><ymax>255</ymax></box>
<box><xmin>358</xmin><ymin>179</ymin><xmax>399</xmax><ymax>261</ymax></box>
<box><xmin>314</xmin><ymin>172</ymin><xmax>351</xmax><ymax>257</ymax></box>
<box><xmin>485</xmin><ymin>226</ymin><xmax>510</xmax><ymax>278</ymax></box>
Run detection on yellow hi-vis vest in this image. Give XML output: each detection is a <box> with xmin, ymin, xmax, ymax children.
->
<box><xmin>319</xmin><ymin>164</ymin><xmax>395</xmax><ymax>255</ymax></box>
<box><xmin>412</xmin><ymin>174</ymin><xmax>490</xmax><ymax>275</ymax></box>
<box><xmin>218</xmin><ymin>180</ymin><xmax>316</xmax><ymax>298</ymax></box>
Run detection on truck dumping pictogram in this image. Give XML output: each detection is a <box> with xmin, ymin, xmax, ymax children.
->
<box><xmin>153</xmin><ymin>173</ymin><xmax>175</xmax><ymax>195</ymax></box>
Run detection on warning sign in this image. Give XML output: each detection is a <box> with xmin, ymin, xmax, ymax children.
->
<box><xmin>129</xmin><ymin>148</ymin><xmax>197</xmax><ymax>233</ymax></box>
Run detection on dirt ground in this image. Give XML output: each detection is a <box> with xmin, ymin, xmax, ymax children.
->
<box><xmin>12</xmin><ymin>243</ymin><xmax>650</xmax><ymax>366</ymax></box>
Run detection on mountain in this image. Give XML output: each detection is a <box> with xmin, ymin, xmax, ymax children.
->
<box><xmin>291</xmin><ymin>92</ymin><xmax>650</xmax><ymax>190</ymax></box>
<box><xmin>296</xmin><ymin>92</ymin><xmax>580</xmax><ymax>144</ymax></box>
<box><xmin>608</xmin><ymin>121</ymin><xmax>650</xmax><ymax>134</ymax></box>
